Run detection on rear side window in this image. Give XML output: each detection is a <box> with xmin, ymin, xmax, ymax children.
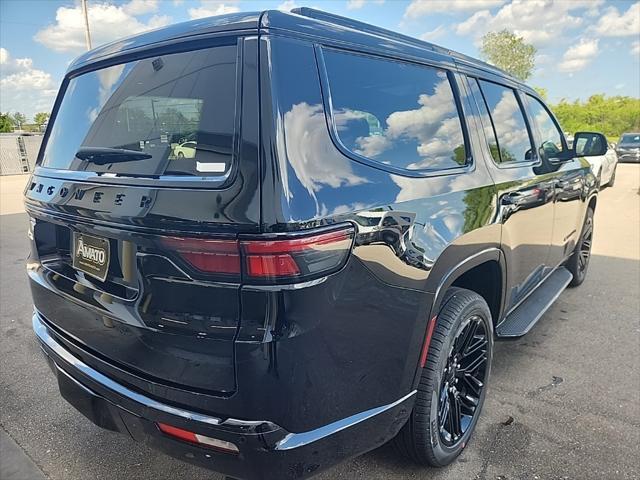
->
<box><xmin>322</xmin><ymin>49</ymin><xmax>467</xmax><ymax>172</ymax></box>
<box><xmin>468</xmin><ymin>78</ymin><xmax>501</xmax><ymax>164</ymax></box>
<box><xmin>477</xmin><ymin>79</ymin><xmax>533</xmax><ymax>164</ymax></box>
<box><xmin>525</xmin><ymin>95</ymin><xmax>566</xmax><ymax>159</ymax></box>
<box><xmin>42</xmin><ymin>44</ymin><xmax>238</xmax><ymax>178</ymax></box>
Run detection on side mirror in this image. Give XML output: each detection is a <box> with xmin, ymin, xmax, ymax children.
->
<box><xmin>573</xmin><ymin>131</ymin><xmax>608</xmax><ymax>157</ymax></box>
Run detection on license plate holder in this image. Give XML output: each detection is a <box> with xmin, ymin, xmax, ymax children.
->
<box><xmin>72</xmin><ymin>232</ymin><xmax>110</xmax><ymax>282</ymax></box>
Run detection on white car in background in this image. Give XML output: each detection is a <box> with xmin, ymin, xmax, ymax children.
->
<box><xmin>566</xmin><ymin>134</ymin><xmax>618</xmax><ymax>187</ymax></box>
<box><xmin>173</xmin><ymin>140</ymin><xmax>197</xmax><ymax>158</ymax></box>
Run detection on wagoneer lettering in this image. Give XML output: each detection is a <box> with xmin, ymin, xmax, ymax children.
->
<box><xmin>25</xmin><ymin>8</ymin><xmax>606</xmax><ymax>480</ymax></box>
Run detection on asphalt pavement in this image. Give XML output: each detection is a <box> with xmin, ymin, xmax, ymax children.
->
<box><xmin>1</xmin><ymin>165</ymin><xmax>639</xmax><ymax>480</ymax></box>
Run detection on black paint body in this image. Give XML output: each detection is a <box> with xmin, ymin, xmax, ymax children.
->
<box><xmin>25</xmin><ymin>9</ymin><xmax>597</xmax><ymax>480</ymax></box>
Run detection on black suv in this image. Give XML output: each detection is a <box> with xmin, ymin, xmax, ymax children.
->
<box><xmin>25</xmin><ymin>9</ymin><xmax>608</xmax><ymax>480</ymax></box>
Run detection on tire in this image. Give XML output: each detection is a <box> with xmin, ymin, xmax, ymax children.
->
<box><xmin>394</xmin><ymin>287</ymin><xmax>493</xmax><ymax>467</ymax></box>
<box><xmin>177</xmin><ymin>152</ymin><xmax>185</xmax><ymax>159</ymax></box>
<box><xmin>607</xmin><ymin>166</ymin><xmax>616</xmax><ymax>187</ymax></box>
<box><xmin>567</xmin><ymin>207</ymin><xmax>594</xmax><ymax>287</ymax></box>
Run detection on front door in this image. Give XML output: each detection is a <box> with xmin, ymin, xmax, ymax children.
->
<box><xmin>467</xmin><ymin>77</ymin><xmax>556</xmax><ymax>311</ymax></box>
<box><xmin>522</xmin><ymin>94</ymin><xmax>586</xmax><ymax>267</ymax></box>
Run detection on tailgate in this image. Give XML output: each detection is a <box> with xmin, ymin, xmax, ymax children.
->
<box><xmin>26</xmin><ymin>176</ymin><xmax>257</xmax><ymax>395</ymax></box>
<box><xmin>25</xmin><ymin>36</ymin><xmax>260</xmax><ymax>395</ymax></box>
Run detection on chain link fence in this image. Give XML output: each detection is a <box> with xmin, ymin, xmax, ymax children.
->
<box><xmin>0</xmin><ymin>133</ymin><xmax>43</xmax><ymax>175</ymax></box>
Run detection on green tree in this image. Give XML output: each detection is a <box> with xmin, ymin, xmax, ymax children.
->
<box><xmin>551</xmin><ymin>95</ymin><xmax>640</xmax><ymax>141</ymax></box>
<box><xmin>0</xmin><ymin>113</ymin><xmax>13</xmax><ymax>133</ymax></box>
<box><xmin>534</xmin><ymin>87</ymin><xmax>548</xmax><ymax>101</ymax></box>
<box><xmin>34</xmin><ymin>112</ymin><xmax>50</xmax><ymax>127</ymax></box>
<box><xmin>10</xmin><ymin>112</ymin><xmax>27</xmax><ymax>129</ymax></box>
<box><xmin>480</xmin><ymin>30</ymin><xmax>536</xmax><ymax>81</ymax></box>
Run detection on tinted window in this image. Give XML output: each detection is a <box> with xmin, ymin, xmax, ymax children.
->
<box><xmin>526</xmin><ymin>95</ymin><xmax>565</xmax><ymax>158</ymax></box>
<box><xmin>323</xmin><ymin>49</ymin><xmax>467</xmax><ymax>171</ymax></box>
<box><xmin>42</xmin><ymin>45</ymin><xmax>238</xmax><ymax>177</ymax></box>
<box><xmin>478</xmin><ymin>80</ymin><xmax>533</xmax><ymax>164</ymax></box>
<box><xmin>469</xmin><ymin>78</ymin><xmax>501</xmax><ymax>163</ymax></box>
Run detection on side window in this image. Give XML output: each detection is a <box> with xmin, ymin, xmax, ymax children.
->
<box><xmin>477</xmin><ymin>79</ymin><xmax>534</xmax><ymax>164</ymax></box>
<box><xmin>322</xmin><ymin>49</ymin><xmax>468</xmax><ymax>171</ymax></box>
<box><xmin>525</xmin><ymin>95</ymin><xmax>567</xmax><ymax>159</ymax></box>
<box><xmin>468</xmin><ymin>78</ymin><xmax>501</xmax><ymax>164</ymax></box>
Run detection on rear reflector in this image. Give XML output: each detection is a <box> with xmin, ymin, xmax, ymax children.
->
<box><xmin>162</xmin><ymin>225</ymin><xmax>354</xmax><ymax>283</ymax></box>
<box><xmin>156</xmin><ymin>422</ymin><xmax>239</xmax><ymax>454</ymax></box>
<box><xmin>419</xmin><ymin>315</ymin><xmax>438</xmax><ymax>368</ymax></box>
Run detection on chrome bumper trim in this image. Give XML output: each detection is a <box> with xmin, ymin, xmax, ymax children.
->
<box><xmin>34</xmin><ymin>310</ymin><xmax>416</xmax><ymax>448</ymax></box>
<box><xmin>33</xmin><ymin>311</ymin><xmax>223</xmax><ymax>426</ymax></box>
<box><xmin>275</xmin><ymin>389</ymin><xmax>416</xmax><ymax>450</ymax></box>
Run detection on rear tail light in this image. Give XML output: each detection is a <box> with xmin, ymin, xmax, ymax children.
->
<box><xmin>162</xmin><ymin>225</ymin><xmax>354</xmax><ymax>284</ymax></box>
<box><xmin>161</xmin><ymin>237</ymin><xmax>240</xmax><ymax>275</ymax></box>
<box><xmin>156</xmin><ymin>422</ymin><xmax>239</xmax><ymax>454</ymax></box>
<box><xmin>241</xmin><ymin>228</ymin><xmax>354</xmax><ymax>282</ymax></box>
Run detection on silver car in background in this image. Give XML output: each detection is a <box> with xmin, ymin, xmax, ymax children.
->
<box><xmin>616</xmin><ymin>133</ymin><xmax>640</xmax><ymax>163</ymax></box>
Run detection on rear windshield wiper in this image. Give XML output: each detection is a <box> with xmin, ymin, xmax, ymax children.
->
<box><xmin>75</xmin><ymin>147</ymin><xmax>152</xmax><ymax>165</ymax></box>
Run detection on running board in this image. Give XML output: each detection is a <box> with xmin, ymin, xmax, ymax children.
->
<box><xmin>496</xmin><ymin>267</ymin><xmax>573</xmax><ymax>338</ymax></box>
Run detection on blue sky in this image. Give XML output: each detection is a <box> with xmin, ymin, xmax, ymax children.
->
<box><xmin>1</xmin><ymin>0</ymin><xmax>639</xmax><ymax>119</ymax></box>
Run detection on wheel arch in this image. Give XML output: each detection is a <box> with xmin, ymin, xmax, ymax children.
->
<box><xmin>410</xmin><ymin>247</ymin><xmax>506</xmax><ymax>392</ymax></box>
<box><xmin>428</xmin><ymin>248</ymin><xmax>507</xmax><ymax>327</ymax></box>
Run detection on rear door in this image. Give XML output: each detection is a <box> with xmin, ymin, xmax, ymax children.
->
<box><xmin>26</xmin><ymin>37</ymin><xmax>260</xmax><ymax>395</ymax></box>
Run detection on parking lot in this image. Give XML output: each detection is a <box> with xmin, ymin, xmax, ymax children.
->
<box><xmin>1</xmin><ymin>165</ymin><xmax>639</xmax><ymax>480</ymax></box>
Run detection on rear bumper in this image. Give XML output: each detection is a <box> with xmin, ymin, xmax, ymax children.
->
<box><xmin>33</xmin><ymin>311</ymin><xmax>415</xmax><ymax>479</ymax></box>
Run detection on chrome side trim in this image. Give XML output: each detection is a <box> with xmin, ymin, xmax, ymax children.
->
<box><xmin>275</xmin><ymin>389</ymin><xmax>417</xmax><ymax>451</ymax></box>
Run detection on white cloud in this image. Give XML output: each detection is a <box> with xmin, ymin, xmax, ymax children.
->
<box><xmin>420</xmin><ymin>25</ymin><xmax>447</xmax><ymax>41</ymax></box>
<box><xmin>0</xmin><ymin>48</ymin><xmax>57</xmax><ymax>118</ymax></box>
<box><xmin>454</xmin><ymin>0</ymin><xmax>604</xmax><ymax>46</ymax></box>
<box><xmin>632</xmin><ymin>40</ymin><xmax>640</xmax><ymax>56</ymax></box>
<box><xmin>34</xmin><ymin>2</ymin><xmax>171</xmax><ymax>53</ymax></box>
<box><xmin>405</xmin><ymin>0</ymin><xmax>506</xmax><ymax>18</ymax></box>
<box><xmin>347</xmin><ymin>0</ymin><xmax>384</xmax><ymax>10</ymax></box>
<box><xmin>558</xmin><ymin>38</ymin><xmax>599</xmax><ymax>73</ymax></box>
<box><xmin>347</xmin><ymin>0</ymin><xmax>366</xmax><ymax>9</ymax></box>
<box><xmin>122</xmin><ymin>0</ymin><xmax>159</xmax><ymax>16</ymax></box>
<box><xmin>348</xmin><ymin>77</ymin><xmax>465</xmax><ymax>170</ymax></box>
<box><xmin>278</xmin><ymin>102</ymin><xmax>368</xmax><ymax>212</ymax></box>
<box><xmin>188</xmin><ymin>0</ymin><xmax>240</xmax><ymax>19</ymax></box>
<box><xmin>593</xmin><ymin>2</ymin><xmax>640</xmax><ymax>37</ymax></box>
<box><xmin>277</xmin><ymin>0</ymin><xmax>299</xmax><ymax>11</ymax></box>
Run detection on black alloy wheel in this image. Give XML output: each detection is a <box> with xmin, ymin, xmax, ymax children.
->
<box><xmin>393</xmin><ymin>287</ymin><xmax>493</xmax><ymax>467</ymax></box>
<box><xmin>568</xmin><ymin>207</ymin><xmax>594</xmax><ymax>287</ymax></box>
<box><xmin>577</xmin><ymin>215</ymin><xmax>593</xmax><ymax>275</ymax></box>
<box><xmin>438</xmin><ymin>315</ymin><xmax>488</xmax><ymax>446</ymax></box>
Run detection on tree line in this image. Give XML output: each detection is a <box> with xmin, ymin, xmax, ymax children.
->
<box><xmin>481</xmin><ymin>30</ymin><xmax>639</xmax><ymax>141</ymax></box>
<box><xmin>0</xmin><ymin>112</ymin><xmax>50</xmax><ymax>133</ymax></box>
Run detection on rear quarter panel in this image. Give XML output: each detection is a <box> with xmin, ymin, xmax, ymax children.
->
<box><xmin>235</xmin><ymin>35</ymin><xmax>500</xmax><ymax>432</ymax></box>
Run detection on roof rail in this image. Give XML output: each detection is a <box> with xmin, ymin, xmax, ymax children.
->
<box><xmin>289</xmin><ymin>7</ymin><xmax>516</xmax><ymax>83</ymax></box>
<box><xmin>290</xmin><ymin>7</ymin><xmax>441</xmax><ymax>53</ymax></box>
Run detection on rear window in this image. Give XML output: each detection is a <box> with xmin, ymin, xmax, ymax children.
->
<box><xmin>42</xmin><ymin>44</ymin><xmax>238</xmax><ymax>178</ymax></box>
<box><xmin>321</xmin><ymin>49</ymin><xmax>467</xmax><ymax>172</ymax></box>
